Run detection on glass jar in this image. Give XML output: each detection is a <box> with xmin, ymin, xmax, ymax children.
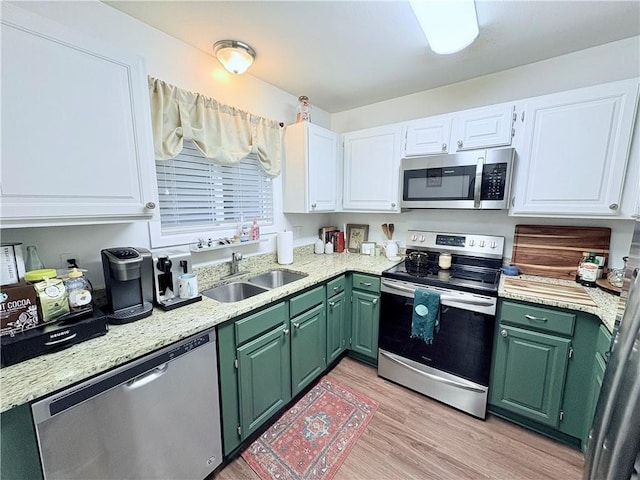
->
<box><xmin>296</xmin><ymin>95</ymin><xmax>311</xmax><ymax>123</ymax></box>
<box><xmin>25</xmin><ymin>245</ymin><xmax>45</xmax><ymax>271</ymax></box>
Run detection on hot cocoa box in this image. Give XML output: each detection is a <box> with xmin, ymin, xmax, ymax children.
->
<box><xmin>0</xmin><ymin>282</ymin><xmax>41</xmax><ymax>337</ymax></box>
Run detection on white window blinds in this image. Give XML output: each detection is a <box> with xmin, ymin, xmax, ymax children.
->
<box><xmin>156</xmin><ymin>141</ymin><xmax>273</xmax><ymax>232</ymax></box>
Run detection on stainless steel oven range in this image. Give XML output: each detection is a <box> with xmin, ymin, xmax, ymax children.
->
<box><xmin>378</xmin><ymin>230</ymin><xmax>505</xmax><ymax>419</ymax></box>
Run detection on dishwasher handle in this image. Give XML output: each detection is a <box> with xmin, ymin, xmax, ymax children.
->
<box><xmin>125</xmin><ymin>363</ymin><xmax>169</xmax><ymax>390</ymax></box>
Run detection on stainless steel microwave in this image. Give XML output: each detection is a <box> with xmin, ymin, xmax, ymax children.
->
<box><xmin>400</xmin><ymin>148</ymin><xmax>515</xmax><ymax>210</ymax></box>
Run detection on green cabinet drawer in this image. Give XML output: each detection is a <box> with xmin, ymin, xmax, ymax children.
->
<box><xmin>351</xmin><ymin>273</ymin><xmax>380</xmax><ymax>293</ymax></box>
<box><xmin>235</xmin><ymin>302</ymin><xmax>287</xmax><ymax>345</ymax></box>
<box><xmin>326</xmin><ymin>275</ymin><xmax>346</xmax><ymax>298</ymax></box>
<box><xmin>595</xmin><ymin>324</ymin><xmax>612</xmax><ymax>358</ymax></box>
<box><xmin>289</xmin><ymin>286</ymin><xmax>324</xmax><ymax>318</ymax></box>
<box><xmin>501</xmin><ymin>301</ymin><xmax>575</xmax><ymax>336</ymax></box>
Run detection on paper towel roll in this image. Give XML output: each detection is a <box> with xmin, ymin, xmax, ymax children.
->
<box><xmin>277</xmin><ymin>231</ymin><xmax>294</xmax><ymax>265</ymax></box>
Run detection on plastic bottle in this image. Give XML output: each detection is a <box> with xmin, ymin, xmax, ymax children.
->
<box><xmin>25</xmin><ymin>245</ymin><xmax>45</xmax><ymax>271</ymax></box>
<box><xmin>250</xmin><ymin>218</ymin><xmax>260</xmax><ymax>241</ymax></box>
<box><xmin>63</xmin><ymin>268</ymin><xmax>93</xmax><ymax>312</ymax></box>
<box><xmin>239</xmin><ymin>218</ymin><xmax>250</xmax><ymax>242</ymax></box>
<box><xmin>296</xmin><ymin>96</ymin><xmax>311</xmax><ymax>123</ymax></box>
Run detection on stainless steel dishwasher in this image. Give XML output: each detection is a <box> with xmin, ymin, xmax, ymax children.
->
<box><xmin>32</xmin><ymin>329</ymin><xmax>223</xmax><ymax>479</ymax></box>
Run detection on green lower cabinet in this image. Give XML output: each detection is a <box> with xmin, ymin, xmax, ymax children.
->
<box><xmin>1</xmin><ymin>404</ymin><xmax>43</xmax><ymax>480</ymax></box>
<box><xmin>291</xmin><ymin>303</ymin><xmax>327</xmax><ymax>396</ymax></box>
<box><xmin>582</xmin><ymin>352</ymin><xmax>606</xmax><ymax>452</ymax></box>
<box><xmin>490</xmin><ymin>324</ymin><xmax>570</xmax><ymax>428</ymax></box>
<box><xmin>238</xmin><ymin>323</ymin><xmax>291</xmax><ymax>439</ymax></box>
<box><xmin>351</xmin><ymin>290</ymin><xmax>380</xmax><ymax>362</ymax></box>
<box><xmin>326</xmin><ymin>290</ymin><xmax>348</xmax><ymax>364</ymax></box>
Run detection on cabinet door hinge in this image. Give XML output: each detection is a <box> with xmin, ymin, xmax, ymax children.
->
<box><xmin>237</xmin><ymin>425</ymin><xmax>242</xmax><ymax>436</ymax></box>
<box><xmin>234</xmin><ymin>357</ymin><xmax>238</xmax><ymax>369</ymax></box>
<box><xmin>349</xmin><ymin>338</ymin><xmax>352</xmax><ymax>346</ymax></box>
<box><xmin>568</xmin><ymin>347</ymin><xmax>574</xmax><ymax>359</ymax></box>
<box><xmin>511</xmin><ymin>127</ymin><xmax>516</xmax><ymax>138</ymax></box>
<box><xmin>559</xmin><ymin>411</ymin><xmax>564</xmax><ymax>421</ymax></box>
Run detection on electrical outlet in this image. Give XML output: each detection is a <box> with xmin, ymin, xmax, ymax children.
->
<box><xmin>292</xmin><ymin>226</ymin><xmax>303</xmax><ymax>239</ymax></box>
<box><xmin>59</xmin><ymin>252</ymin><xmax>80</xmax><ymax>269</ymax></box>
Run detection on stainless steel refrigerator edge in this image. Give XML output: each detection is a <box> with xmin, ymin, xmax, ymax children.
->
<box><xmin>584</xmin><ymin>220</ymin><xmax>640</xmax><ymax>479</ymax></box>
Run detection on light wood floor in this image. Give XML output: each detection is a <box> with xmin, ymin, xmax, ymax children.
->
<box><xmin>215</xmin><ymin>357</ymin><xmax>584</xmax><ymax>480</ymax></box>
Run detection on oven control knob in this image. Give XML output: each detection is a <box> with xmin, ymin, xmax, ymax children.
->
<box><xmin>468</xmin><ymin>239</ymin><xmax>475</xmax><ymax>246</ymax></box>
<box><xmin>419</xmin><ymin>235</ymin><xmax>425</xmax><ymax>242</ymax></box>
<box><xmin>411</xmin><ymin>234</ymin><xmax>418</xmax><ymax>241</ymax></box>
<box><xmin>490</xmin><ymin>241</ymin><xmax>497</xmax><ymax>249</ymax></box>
<box><xmin>479</xmin><ymin>240</ymin><xmax>486</xmax><ymax>248</ymax></box>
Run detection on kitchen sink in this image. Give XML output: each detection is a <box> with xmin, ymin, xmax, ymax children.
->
<box><xmin>201</xmin><ymin>282</ymin><xmax>268</xmax><ymax>303</ymax></box>
<box><xmin>246</xmin><ymin>269</ymin><xmax>308</xmax><ymax>289</ymax></box>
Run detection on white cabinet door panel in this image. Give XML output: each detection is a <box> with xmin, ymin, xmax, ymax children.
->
<box><xmin>1</xmin><ymin>6</ymin><xmax>157</xmax><ymax>226</ymax></box>
<box><xmin>283</xmin><ymin>122</ymin><xmax>338</xmax><ymax>213</ymax></box>
<box><xmin>452</xmin><ymin>104</ymin><xmax>514</xmax><ymax>151</ymax></box>
<box><xmin>343</xmin><ymin>125</ymin><xmax>402</xmax><ymax>212</ymax></box>
<box><xmin>512</xmin><ymin>79</ymin><xmax>639</xmax><ymax>217</ymax></box>
<box><xmin>404</xmin><ymin>115</ymin><xmax>452</xmax><ymax>156</ymax></box>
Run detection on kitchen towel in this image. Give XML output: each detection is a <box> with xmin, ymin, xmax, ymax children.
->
<box><xmin>277</xmin><ymin>230</ymin><xmax>294</xmax><ymax>265</ymax></box>
<box><xmin>411</xmin><ymin>288</ymin><xmax>440</xmax><ymax>344</ymax></box>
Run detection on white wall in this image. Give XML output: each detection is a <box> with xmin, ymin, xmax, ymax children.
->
<box><xmin>329</xmin><ymin>36</ymin><xmax>640</xmax><ymax>270</ymax></box>
<box><xmin>2</xmin><ymin>0</ymin><xmax>332</xmax><ymax>288</ymax></box>
<box><xmin>331</xmin><ymin>36</ymin><xmax>640</xmax><ymax>133</ymax></box>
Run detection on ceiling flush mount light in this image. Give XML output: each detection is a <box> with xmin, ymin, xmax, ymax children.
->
<box><xmin>213</xmin><ymin>40</ymin><xmax>256</xmax><ymax>74</ymax></box>
<box><xmin>410</xmin><ymin>0</ymin><xmax>479</xmax><ymax>55</ymax></box>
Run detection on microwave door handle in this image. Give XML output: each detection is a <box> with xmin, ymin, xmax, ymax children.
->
<box><xmin>474</xmin><ymin>156</ymin><xmax>484</xmax><ymax>209</ymax></box>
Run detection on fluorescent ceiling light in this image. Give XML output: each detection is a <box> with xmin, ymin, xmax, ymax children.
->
<box><xmin>410</xmin><ymin>0</ymin><xmax>479</xmax><ymax>55</ymax></box>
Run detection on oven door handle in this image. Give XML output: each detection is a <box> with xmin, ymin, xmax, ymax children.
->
<box><xmin>379</xmin><ymin>351</ymin><xmax>486</xmax><ymax>394</ymax></box>
<box><xmin>382</xmin><ymin>280</ymin><xmax>494</xmax><ymax>306</ymax></box>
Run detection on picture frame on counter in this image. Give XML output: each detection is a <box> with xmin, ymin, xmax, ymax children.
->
<box><xmin>346</xmin><ymin>224</ymin><xmax>369</xmax><ymax>253</ymax></box>
<box><xmin>360</xmin><ymin>242</ymin><xmax>375</xmax><ymax>255</ymax></box>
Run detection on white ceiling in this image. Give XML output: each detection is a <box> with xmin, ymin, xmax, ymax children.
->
<box><xmin>104</xmin><ymin>1</ymin><xmax>640</xmax><ymax>114</ymax></box>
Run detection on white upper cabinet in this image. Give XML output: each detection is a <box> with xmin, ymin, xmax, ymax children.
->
<box><xmin>343</xmin><ymin>124</ymin><xmax>402</xmax><ymax>212</ymax></box>
<box><xmin>451</xmin><ymin>103</ymin><xmax>515</xmax><ymax>151</ymax></box>
<box><xmin>283</xmin><ymin>122</ymin><xmax>339</xmax><ymax>213</ymax></box>
<box><xmin>511</xmin><ymin>79</ymin><xmax>639</xmax><ymax>217</ymax></box>
<box><xmin>404</xmin><ymin>114</ymin><xmax>452</xmax><ymax>156</ymax></box>
<box><xmin>0</xmin><ymin>6</ymin><xmax>158</xmax><ymax>227</ymax></box>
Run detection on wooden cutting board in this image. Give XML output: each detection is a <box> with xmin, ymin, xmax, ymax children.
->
<box><xmin>503</xmin><ymin>277</ymin><xmax>598</xmax><ymax>307</ymax></box>
<box><xmin>511</xmin><ymin>225</ymin><xmax>611</xmax><ymax>280</ymax></box>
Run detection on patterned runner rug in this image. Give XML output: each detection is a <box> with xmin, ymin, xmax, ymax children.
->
<box><xmin>242</xmin><ymin>377</ymin><xmax>379</xmax><ymax>480</ymax></box>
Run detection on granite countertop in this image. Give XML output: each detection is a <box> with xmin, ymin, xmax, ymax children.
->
<box><xmin>0</xmin><ymin>250</ymin><xmax>398</xmax><ymax>413</ymax></box>
<box><xmin>2</xmin><ymin>254</ymin><xmax>620</xmax><ymax>413</ymax></box>
<box><xmin>498</xmin><ymin>273</ymin><xmax>619</xmax><ymax>333</ymax></box>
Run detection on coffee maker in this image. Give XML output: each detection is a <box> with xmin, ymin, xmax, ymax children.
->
<box><xmin>101</xmin><ymin>247</ymin><xmax>154</xmax><ymax>324</ymax></box>
<box><xmin>152</xmin><ymin>250</ymin><xmax>201</xmax><ymax>310</ymax></box>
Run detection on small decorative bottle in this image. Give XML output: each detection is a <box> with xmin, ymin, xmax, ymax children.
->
<box><xmin>296</xmin><ymin>96</ymin><xmax>311</xmax><ymax>123</ymax></box>
<box><xmin>25</xmin><ymin>245</ymin><xmax>45</xmax><ymax>271</ymax></box>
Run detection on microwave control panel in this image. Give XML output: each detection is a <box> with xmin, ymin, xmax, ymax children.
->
<box><xmin>480</xmin><ymin>163</ymin><xmax>508</xmax><ymax>200</ymax></box>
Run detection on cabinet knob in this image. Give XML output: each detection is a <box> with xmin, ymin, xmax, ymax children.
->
<box><xmin>333</xmin><ymin>286</ymin><xmax>340</xmax><ymax>291</ymax></box>
<box><xmin>391</xmin><ymin>203</ymin><xmax>396</xmax><ymax>208</ymax></box>
<box><xmin>283</xmin><ymin>328</ymin><xmax>290</xmax><ymax>336</ymax></box>
<box><xmin>329</xmin><ymin>301</ymin><xmax>336</xmax><ymax>307</ymax></box>
<box><xmin>145</xmin><ymin>202</ymin><xmax>156</xmax><ymax>210</ymax></box>
<box><xmin>609</xmin><ymin>203</ymin><xmax>619</xmax><ymax>210</ymax></box>
<box><xmin>293</xmin><ymin>322</ymin><xmax>301</xmax><ymax>329</ymax></box>
<box><xmin>441</xmin><ymin>143</ymin><xmax>447</xmax><ymax>151</ymax></box>
<box><xmin>501</xmin><ymin>329</ymin><xmax>508</xmax><ymax>337</ymax></box>
<box><xmin>311</xmin><ymin>203</ymin><xmax>317</xmax><ymax>209</ymax></box>
<box><xmin>372</xmin><ymin>298</ymin><xmax>378</xmax><ymax>305</ymax></box>
<box><xmin>457</xmin><ymin>140</ymin><xmax>463</xmax><ymax>148</ymax></box>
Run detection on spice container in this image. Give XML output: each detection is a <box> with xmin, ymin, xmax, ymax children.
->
<box><xmin>296</xmin><ymin>95</ymin><xmax>311</xmax><ymax>123</ymax></box>
<box><xmin>438</xmin><ymin>253</ymin><xmax>452</xmax><ymax>270</ymax></box>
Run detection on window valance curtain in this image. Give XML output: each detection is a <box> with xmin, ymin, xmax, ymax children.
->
<box><xmin>148</xmin><ymin>76</ymin><xmax>282</xmax><ymax>176</ymax></box>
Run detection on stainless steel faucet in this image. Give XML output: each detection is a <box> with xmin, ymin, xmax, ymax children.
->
<box><xmin>231</xmin><ymin>251</ymin><xmax>243</xmax><ymax>275</ymax></box>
